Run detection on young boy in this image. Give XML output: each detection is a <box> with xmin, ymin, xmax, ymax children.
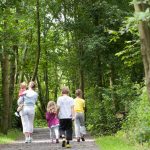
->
<box><xmin>57</xmin><ymin>86</ymin><xmax>74</xmax><ymax>148</ymax></box>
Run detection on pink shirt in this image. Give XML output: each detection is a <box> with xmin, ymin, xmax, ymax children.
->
<box><xmin>46</xmin><ymin>112</ymin><xmax>59</xmax><ymax>128</ymax></box>
<box><xmin>19</xmin><ymin>88</ymin><xmax>26</xmax><ymax>97</ymax></box>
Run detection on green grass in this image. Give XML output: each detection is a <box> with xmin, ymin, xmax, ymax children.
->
<box><xmin>0</xmin><ymin>129</ymin><xmax>22</xmax><ymax>144</ymax></box>
<box><xmin>96</xmin><ymin>136</ymin><xmax>142</xmax><ymax>150</ymax></box>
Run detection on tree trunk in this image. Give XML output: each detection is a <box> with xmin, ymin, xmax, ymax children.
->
<box><xmin>43</xmin><ymin>14</ymin><xmax>49</xmax><ymax>103</ymax></box>
<box><xmin>19</xmin><ymin>44</ymin><xmax>28</xmax><ymax>83</ymax></box>
<box><xmin>1</xmin><ymin>15</ymin><xmax>10</xmax><ymax>134</ymax></box>
<box><xmin>44</xmin><ymin>56</ymin><xmax>49</xmax><ymax>102</ymax></box>
<box><xmin>36</xmin><ymin>76</ymin><xmax>46</xmax><ymax>117</ymax></box>
<box><xmin>8</xmin><ymin>45</ymin><xmax>17</xmax><ymax>128</ymax></box>
<box><xmin>32</xmin><ymin>0</ymin><xmax>41</xmax><ymax>81</ymax></box>
<box><xmin>1</xmin><ymin>50</ymin><xmax>10</xmax><ymax>134</ymax></box>
<box><xmin>109</xmin><ymin>63</ymin><xmax>118</xmax><ymax>112</ymax></box>
<box><xmin>79</xmin><ymin>65</ymin><xmax>85</xmax><ymax>98</ymax></box>
<box><xmin>134</xmin><ymin>3</ymin><xmax>150</xmax><ymax>101</ymax></box>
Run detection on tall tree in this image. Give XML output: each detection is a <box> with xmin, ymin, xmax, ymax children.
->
<box><xmin>1</xmin><ymin>45</ymin><xmax>10</xmax><ymax>134</ymax></box>
<box><xmin>134</xmin><ymin>1</ymin><xmax>150</xmax><ymax>100</ymax></box>
<box><xmin>32</xmin><ymin>0</ymin><xmax>41</xmax><ymax>81</ymax></box>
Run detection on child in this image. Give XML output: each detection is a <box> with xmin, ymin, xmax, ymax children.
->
<box><xmin>57</xmin><ymin>86</ymin><xmax>74</xmax><ymax>148</ymax></box>
<box><xmin>15</xmin><ymin>82</ymin><xmax>27</xmax><ymax>117</ymax></box>
<box><xmin>74</xmin><ymin>89</ymin><xmax>86</xmax><ymax>142</ymax></box>
<box><xmin>46</xmin><ymin>101</ymin><xmax>59</xmax><ymax>143</ymax></box>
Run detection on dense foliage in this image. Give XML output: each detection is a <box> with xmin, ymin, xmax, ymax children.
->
<box><xmin>0</xmin><ymin>0</ymin><xmax>150</xmax><ymax>147</ymax></box>
<box><xmin>123</xmin><ymin>87</ymin><xmax>150</xmax><ymax>143</ymax></box>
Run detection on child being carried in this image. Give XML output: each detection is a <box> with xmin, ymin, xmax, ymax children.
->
<box><xmin>15</xmin><ymin>82</ymin><xmax>27</xmax><ymax>117</ymax></box>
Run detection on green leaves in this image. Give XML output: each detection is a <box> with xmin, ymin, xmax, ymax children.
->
<box><xmin>131</xmin><ymin>0</ymin><xmax>150</xmax><ymax>5</ymax></box>
<box><xmin>134</xmin><ymin>8</ymin><xmax>150</xmax><ymax>21</ymax></box>
<box><xmin>123</xmin><ymin>86</ymin><xmax>150</xmax><ymax>143</ymax></box>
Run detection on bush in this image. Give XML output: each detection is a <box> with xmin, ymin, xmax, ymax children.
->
<box><xmin>86</xmin><ymin>81</ymin><xmax>140</xmax><ymax>135</ymax></box>
<box><xmin>123</xmin><ymin>86</ymin><xmax>150</xmax><ymax>144</ymax></box>
<box><xmin>34</xmin><ymin>119</ymin><xmax>47</xmax><ymax>128</ymax></box>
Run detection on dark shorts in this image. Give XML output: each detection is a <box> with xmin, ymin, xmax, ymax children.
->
<box><xmin>59</xmin><ymin>119</ymin><xmax>73</xmax><ymax>140</ymax></box>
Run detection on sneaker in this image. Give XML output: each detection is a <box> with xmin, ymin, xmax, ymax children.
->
<box><xmin>25</xmin><ymin>138</ymin><xmax>29</xmax><ymax>143</ymax></box>
<box><xmin>66</xmin><ymin>144</ymin><xmax>71</xmax><ymax>148</ymax></box>
<box><xmin>28</xmin><ymin>137</ymin><xmax>32</xmax><ymax>143</ymax></box>
<box><xmin>15</xmin><ymin>112</ymin><xmax>20</xmax><ymax>117</ymax></box>
<box><xmin>25</xmin><ymin>140</ymin><xmax>28</xmax><ymax>143</ymax></box>
<box><xmin>51</xmin><ymin>139</ymin><xmax>54</xmax><ymax>143</ymax></box>
<box><xmin>81</xmin><ymin>136</ymin><xmax>85</xmax><ymax>141</ymax></box>
<box><xmin>77</xmin><ymin>138</ymin><xmax>80</xmax><ymax>142</ymax></box>
<box><xmin>56</xmin><ymin>139</ymin><xmax>59</xmax><ymax>143</ymax></box>
<box><xmin>62</xmin><ymin>140</ymin><xmax>66</xmax><ymax>147</ymax></box>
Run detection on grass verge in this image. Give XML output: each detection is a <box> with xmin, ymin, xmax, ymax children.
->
<box><xmin>96</xmin><ymin>135</ymin><xmax>144</xmax><ymax>150</ymax></box>
<box><xmin>0</xmin><ymin>129</ymin><xmax>22</xmax><ymax>144</ymax></box>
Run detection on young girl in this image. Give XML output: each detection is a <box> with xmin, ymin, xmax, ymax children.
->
<box><xmin>46</xmin><ymin>101</ymin><xmax>59</xmax><ymax>143</ymax></box>
<box><xmin>15</xmin><ymin>82</ymin><xmax>27</xmax><ymax>117</ymax></box>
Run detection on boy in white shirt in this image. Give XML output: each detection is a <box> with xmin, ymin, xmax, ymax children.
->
<box><xmin>57</xmin><ymin>86</ymin><xmax>74</xmax><ymax>148</ymax></box>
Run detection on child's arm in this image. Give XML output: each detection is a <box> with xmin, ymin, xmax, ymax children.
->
<box><xmin>71</xmin><ymin>105</ymin><xmax>75</xmax><ymax>120</ymax></box>
<box><xmin>45</xmin><ymin>112</ymin><xmax>50</xmax><ymax>121</ymax></box>
<box><xmin>71</xmin><ymin>99</ymin><xmax>75</xmax><ymax>120</ymax></box>
<box><xmin>56</xmin><ymin>99</ymin><xmax>60</xmax><ymax>116</ymax></box>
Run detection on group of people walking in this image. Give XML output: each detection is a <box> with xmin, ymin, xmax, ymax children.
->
<box><xmin>16</xmin><ymin>82</ymin><xmax>86</xmax><ymax>148</ymax></box>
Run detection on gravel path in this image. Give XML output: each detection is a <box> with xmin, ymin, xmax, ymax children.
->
<box><xmin>0</xmin><ymin>128</ymin><xmax>100</xmax><ymax>150</ymax></box>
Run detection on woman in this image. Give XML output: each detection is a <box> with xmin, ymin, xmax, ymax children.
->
<box><xmin>18</xmin><ymin>81</ymin><xmax>38</xmax><ymax>143</ymax></box>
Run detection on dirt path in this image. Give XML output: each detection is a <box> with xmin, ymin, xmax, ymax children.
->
<box><xmin>0</xmin><ymin>128</ymin><xmax>100</xmax><ymax>150</ymax></box>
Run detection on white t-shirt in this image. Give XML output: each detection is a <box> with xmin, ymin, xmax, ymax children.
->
<box><xmin>57</xmin><ymin>95</ymin><xmax>74</xmax><ymax>119</ymax></box>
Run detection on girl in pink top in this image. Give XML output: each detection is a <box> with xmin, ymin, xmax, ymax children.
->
<box><xmin>15</xmin><ymin>82</ymin><xmax>27</xmax><ymax>117</ymax></box>
<box><xmin>18</xmin><ymin>82</ymin><xmax>27</xmax><ymax>96</ymax></box>
<box><xmin>46</xmin><ymin>101</ymin><xmax>59</xmax><ymax>143</ymax></box>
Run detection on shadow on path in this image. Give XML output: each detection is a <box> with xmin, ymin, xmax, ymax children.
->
<box><xmin>0</xmin><ymin>128</ymin><xmax>100</xmax><ymax>150</ymax></box>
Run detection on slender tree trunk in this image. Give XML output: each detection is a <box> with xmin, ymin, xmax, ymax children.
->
<box><xmin>32</xmin><ymin>0</ymin><xmax>41</xmax><ymax>81</ymax></box>
<box><xmin>8</xmin><ymin>45</ymin><xmax>17</xmax><ymax>128</ymax></box>
<box><xmin>44</xmin><ymin>56</ymin><xmax>49</xmax><ymax>101</ymax></box>
<box><xmin>43</xmin><ymin>14</ymin><xmax>49</xmax><ymax>102</ymax></box>
<box><xmin>54</xmin><ymin>63</ymin><xmax>58</xmax><ymax>100</ymax></box>
<box><xmin>109</xmin><ymin>63</ymin><xmax>118</xmax><ymax>112</ymax></box>
<box><xmin>20</xmin><ymin>44</ymin><xmax>28</xmax><ymax>83</ymax></box>
<box><xmin>134</xmin><ymin>3</ymin><xmax>150</xmax><ymax>101</ymax></box>
<box><xmin>36</xmin><ymin>76</ymin><xmax>46</xmax><ymax>117</ymax></box>
<box><xmin>78</xmin><ymin>39</ymin><xmax>85</xmax><ymax>98</ymax></box>
<box><xmin>15</xmin><ymin>43</ymin><xmax>19</xmax><ymax>84</ymax></box>
<box><xmin>96</xmin><ymin>53</ymin><xmax>103</xmax><ymax>99</ymax></box>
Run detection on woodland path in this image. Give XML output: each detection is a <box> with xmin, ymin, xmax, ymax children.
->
<box><xmin>0</xmin><ymin>128</ymin><xmax>100</xmax><ymax>150</ymax></box>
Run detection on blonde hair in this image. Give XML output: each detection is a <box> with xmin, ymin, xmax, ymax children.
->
<box><xmin>28</xmin><ymin>81</ymin><xmax>36</xmax><ymax>89</ymax></box>
<box><xmin>47</xmin><ymin>101</ymin><xmax>57</xmax><ymax>113</ymax></box>
<box><xmin>20</xmin><ymin>82</ymin><xmax>27</xmax><ymax>89</ymax></box>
